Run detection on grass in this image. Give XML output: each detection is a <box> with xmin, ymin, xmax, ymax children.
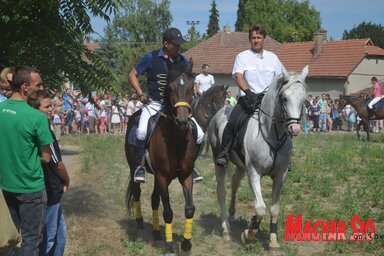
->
<box><xmin>61</xmin><ymin>132</ymin><xmax>384</xmax><ymax>255</ymax></box>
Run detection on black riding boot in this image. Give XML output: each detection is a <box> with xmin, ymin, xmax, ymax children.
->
<box><xmin>215</xmin><ymin>125</ymin><xmax>233</xmax><ymax>168</ymax></box>
<box><xmin>134</xmin><ymin>139</ymin><xmax>146</xmax><ymax>183</ymax></box>
<box><xmin>368</xmin><ymin>108</ymin><xmax>376</xmax><ymax>119</ymax></box>
<box><xmin>192</xmin><ymin>143</ymin><xmax>203</xmax><ymax>183</ymax></box>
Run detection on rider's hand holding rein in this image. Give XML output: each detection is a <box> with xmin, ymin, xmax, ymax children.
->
<box><xmin>139</xmin><ymin>93</ymin><xmax>151</xmax><ymax>104</ymax></box>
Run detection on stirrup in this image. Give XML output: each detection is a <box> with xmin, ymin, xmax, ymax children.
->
<box><xmin>134</xmin><ymin>166</ymin><xmax>146</xmax><ymax>183</ymax></box>
<box><xmin>192</xmin><ymin>169</ymin><xmax>203</xmax><ymax>183</ymax></box>
<box><xmin>216</xmin><ymin>153</ymin><xmax>228</xmax><ymax>168</ymax></box>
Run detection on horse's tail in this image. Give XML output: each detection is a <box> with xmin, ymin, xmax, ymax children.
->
<box><xmin>126</xmin><ymin>175</ymin><xmax>135</xmax><ymax>216</ymax></box>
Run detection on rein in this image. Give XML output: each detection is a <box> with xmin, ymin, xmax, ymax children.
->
<box><xmin>256</xmin><ymin>79</ymin><xmax>303</xmax><ymax>174</ymax></box>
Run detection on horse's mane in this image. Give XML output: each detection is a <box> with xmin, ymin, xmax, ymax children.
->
<box><xmin>201</xmin><ymin>85</ymin><xmax>225</xmax><ymax>101</ymax></box>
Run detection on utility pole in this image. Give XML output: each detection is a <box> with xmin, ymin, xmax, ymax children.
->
<box><xmin>186</xmin><ymin>21</ymin><xmax>200</xmax><ymax>41</ymax></box>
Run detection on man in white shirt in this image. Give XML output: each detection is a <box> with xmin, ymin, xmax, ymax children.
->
<box><xmin>195</xmin><ymin>64</ymin><xmax>215</xmax><ymax>96</ymax></box>
<box><xmin>216</xmin><ymin>25</ymin><xmax>286</xmax><ymax>168</ymax></box>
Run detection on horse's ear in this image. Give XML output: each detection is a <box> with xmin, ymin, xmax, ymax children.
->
<box><xmin>301</xmin><ymin>65</ymin><xmax>309</xmax><ymax>81</ymax></box>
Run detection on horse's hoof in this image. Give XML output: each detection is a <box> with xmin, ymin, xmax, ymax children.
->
<box><xmin>164</xmin><ymin>242</ymin><xmax>175</xmax><ymax>256</ymax></box>
<box><xmin>223</xmin><ymin>232</ymin><xmax>231</xmax><ymax>241</ymax></box>
<box><xmin>179</xmin><ymin>245</ymin><xmax>192</xmax><ymax>256</ymax></box>
<box><xmin>241</xmin><ymin>230</ymin><xmax>252</xmax><ymax>246</ymax></box>
<box><xmin>269</xmin><ymin>233</ymin><xmax>280</xmax><ymax>249</ymax></box>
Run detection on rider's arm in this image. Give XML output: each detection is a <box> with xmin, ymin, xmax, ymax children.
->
<box><xmin>128</xmin><ymin>68</ymin><xmax>143</xmax><ymax>96</ymax></box>
<box><xmin>234</xmin><ymin>72</ymin><xmax>251</xmax><ymax>93</ymax></box>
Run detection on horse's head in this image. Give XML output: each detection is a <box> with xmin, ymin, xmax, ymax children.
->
<box><xmin>279</xmin><ymin>65</ymin><xmax>308</xmax><ymax>136</ymax></box>
<box><xmin>166</xmin><ymin>58</ymin><xmax>195</xmax><ymax>129</ymax></box>
<box><xmin>338</xmin><ymin>95</ymin><xmax>348</xmax><ymax>111</ymax></box>
<box><xmin>199</xmin><ymin>85</ymin><xmax>229</xmax><ymax>114</ymax></box>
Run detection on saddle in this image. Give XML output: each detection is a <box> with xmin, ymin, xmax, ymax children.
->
<box><xmin>127</xmin><ymin>110</ymin><xmax>198</xmax><ymax>174</ymax></box>
<box><xmin>225</xmin><ymin>106</ymin><xmax>256</xmax><ymax>162</ymax></box>
<box><xmin>368</xmin><ymin>98</ymin><xmax>384</xmax><ymax>111</ymax></box>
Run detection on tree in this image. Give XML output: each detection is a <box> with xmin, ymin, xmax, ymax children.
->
<box><xmin>186</xmin><ymin>24</ymin><xmax>202</xmax><ymax>41</ymax></box>
<box><xmin>0</xmin><ymin>0</ymin><xmax>119</xmax><ymax>93</ymax></box>
<box><xmin>99</xmin><ymin>0</ymin><xmax>172</xmax><ymax>93</ymax></box>
<box><xmin>343</xmin><ymin>22</ymin><xmax>384</xmax><ymax>48</ymax></box>
<box><xmin>235</xmin><ymin>0</ymin><xmax>249</xmax><ymax>32</ymax></box>
<box><xmin>235</xmin><ymin>0</ymin><xmax>321</xmax><ymax>42</ymax></box>
<box><xmin>206</xmin><ymin>0</ymin><xmax>220</xmax><ymax>37</ymax></box>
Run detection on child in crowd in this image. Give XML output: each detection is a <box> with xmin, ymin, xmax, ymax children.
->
<box><xmin>83</xmin><ymin>111</ymin><xmax>90</xmax><ymax>135</ymax></box>
<box><xmin>74</xmin><ymin>105</ymin><xmax>82</xmax><ymax>134</ymax></box>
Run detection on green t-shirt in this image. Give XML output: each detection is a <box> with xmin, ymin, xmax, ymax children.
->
<box><xmin>0</xmin><ymin>99</ymin><xmax>53</xmax><ymax>193</ymax></box>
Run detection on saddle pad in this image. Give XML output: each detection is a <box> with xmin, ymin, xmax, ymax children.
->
<box><xmin>374</xmin><ymin>99</ymin><xmax>384</xmax><ymax>111</ymax></box>
<box><xmin>127</xmin><ymin>125</ymin><xmax>138</xmax><ymax>146</ymax></box>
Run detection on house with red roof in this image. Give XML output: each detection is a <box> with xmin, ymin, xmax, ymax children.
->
<box><xmin>184</xmin><ymin>29</ymin><xmax>384</xmax><ymax>98</ymax></box>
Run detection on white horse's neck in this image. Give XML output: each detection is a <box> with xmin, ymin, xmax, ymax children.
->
<box><xmin>256</xmin><ymin>75</ymin><xmax>285</xmax><ymax>141</ymax></box>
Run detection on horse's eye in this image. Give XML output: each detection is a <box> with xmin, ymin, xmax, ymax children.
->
<box><xmin>282</xmin><ymin>97</ymin><xmax>287</xmax><ymax>103</ymax></box>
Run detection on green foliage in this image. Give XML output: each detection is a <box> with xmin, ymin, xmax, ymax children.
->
<box><xmin>186</xmin><ymin>25</ymin><xmax>202</xmax><ymax>41</ymax></box>
<box><xmin>235</xmin><ymin>0</ymin><xmax>321</xmax><ymax>42</ymax></box>
<box><xmin>235</xmin><ymin>0</ymin><xmax>249</xmax><ymax>32</ymax></box>
<box><xmin>0</xmin><ymin>0</ymin><xmax>119</xmax><ymax>93</ymax></box>
<box><xmin>95</xmin><ymin>0</ymin><xmax>171</xmax><ymax>93</ymax></box>
<box><xmin>343</xmin><ymin>22</ymin><xmax>384</xmax><ymax>48</ymax></box>
<box><xmin>206</xmin><ymin>0</ymin><xmax>220</xmax><ymax>38</ymax></box>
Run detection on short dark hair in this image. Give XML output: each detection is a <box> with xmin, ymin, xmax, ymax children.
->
<box><xmin>248</xmin><ymin>25</ymin><xmax>267</xmax><ymax>40</ymax></box>
<box><xmin>371</xmin><ymin>76</ymin><xmax>378</xmax><ymax>82</ymax></box>
<box><xmin>202</xmin><ymin>64</ymin><xmax>209</xmax><ymax>69</ymax></box>
<box><xmin>12</xmin><ymin>66</ymin><xmax>39</xmax><ymax>92</ymax></box>
<box><xmin>28</xmin><ymin>90</ymin><xmax>50</xmax><ymax>109</ymax></box>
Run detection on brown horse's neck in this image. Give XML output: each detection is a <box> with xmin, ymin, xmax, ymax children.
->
<box><xmin>342</xmin><ymin>97</ymin><xmax>366</xmax><ymax>111</ymax></box>
<box><xmin>193</xmin><ymin>105</ymin><xmax>209</xmax><ymax>132</ymax></box>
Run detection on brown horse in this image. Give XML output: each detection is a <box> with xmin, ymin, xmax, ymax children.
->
<box><xmin>191</xmin><ymin>84</ymin><xmax>229</xmax><ymax>132</ymax></box>
<box><xmin>339</xmin><ymin>95</ymin><xmax>384</xmax><ymax>140</ymax></box>
<box><xmin>125</xmin><ymin>60</ymin><xmax>198</xmax><ymax>255</ymax></box>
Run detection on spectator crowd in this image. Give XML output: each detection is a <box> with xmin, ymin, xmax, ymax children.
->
<box><xmin>303</xmin><ymin>93</ymin><xmax>383</xmax><ymax>134</ymax></box>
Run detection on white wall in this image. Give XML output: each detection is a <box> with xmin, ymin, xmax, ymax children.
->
<box><xmin>348</xmin><ymin>57</ymin><xmax>384</xmax><ymax>94</ymax></box>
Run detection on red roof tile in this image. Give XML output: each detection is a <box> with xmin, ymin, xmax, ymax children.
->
<box><xmin>277</xmin><ymin>38</ymin><xmax>384</xmax><ymax>78</ymax></box>
<box><xmin>184</xmin><ymin>32</ymin><xmax>282</xmax><ymax>74</ymax></box>
<box><xmin>185</xmin><ymin>32</ymin><xmax>384</xmax><ymax>78</ymax></box>
<box><xmin>84</xmin><ymin>43</ymin><xmax>100</xmax><ymax>52</ymax></box>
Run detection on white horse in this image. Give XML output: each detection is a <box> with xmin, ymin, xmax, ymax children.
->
<box><xmin>208</xmin><ymin>66</ymin><xmax>308</xmax><ymax>248</ymax></box>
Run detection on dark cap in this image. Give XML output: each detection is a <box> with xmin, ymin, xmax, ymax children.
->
<box><xmin>163</xmin><ymin>28</ymin><xmax>187</xmax><ymax>45</ymax></box>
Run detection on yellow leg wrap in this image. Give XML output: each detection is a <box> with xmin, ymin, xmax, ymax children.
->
<box><xmin>152</xmin><ymin>210</ymin><xmax>160</xmax><ymax>231</ymax></box>
<box><xmin>183</xmin><ymin>218</ymin><xmax>193</xmax><ymax>240</ymax></box>
<box><xmin>134</xmin><ymin>201</ymin><xmax>142</xmax><ymax>219</ymax></box>
<box><xmin>165</xmin><ymin>223</ymin><xmax>173</xmax><ymax>243</ymax></box>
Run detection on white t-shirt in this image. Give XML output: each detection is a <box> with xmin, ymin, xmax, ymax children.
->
<box><xmin>85</xmin><ymin>102</ymin><xmax>96</xmax><ymax>117</ymax></box>
<box><xmin>232</xmin><ymin>49</ymin><xmax>286</xmax><ymax>96</ymax></box>
<box><xmin>126</xmin><ymin>100</ymin><xmax>135</xmax><ymax>116</ymax></box>
<box><xmin>195</xmin><ymin>73</ymin><xmax>215</xmax><ymax>93</ymax></box>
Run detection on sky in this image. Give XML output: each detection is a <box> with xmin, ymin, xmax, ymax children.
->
<box><xmin>90</xmin><ymin>0</ymin><xmax>384</xmax><ymax>41</ymax></box>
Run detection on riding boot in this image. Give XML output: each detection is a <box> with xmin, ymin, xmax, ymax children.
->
<box><xmin>368</xmin><ymin>108</ymin><xmax>376</xmax><ymax>119</ymax></box>
<box><xmin>216</xmin><ymin>125</ymin><xmax>233</xmax><ymax>168</ymax></box>
<box><xmin>134</xmin><ymin>139</ymin><xmax>146</xmax><ymax>183</ymax></box>
<box><xmin>192</xmin><ymin>143</ymin><xmax>203</xmax><ymax>183</ymax></box>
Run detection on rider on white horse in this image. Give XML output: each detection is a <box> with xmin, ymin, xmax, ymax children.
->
<box><xmin>216</xmin><ymin>25</ymin><xmax>287</xmax><ymax>168</ymax></box>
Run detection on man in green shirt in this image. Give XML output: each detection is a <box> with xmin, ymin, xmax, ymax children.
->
<box><xmin>0</xmin><ymin>66</ymin><xmax>52</xmax><ymax>256</ymax></box>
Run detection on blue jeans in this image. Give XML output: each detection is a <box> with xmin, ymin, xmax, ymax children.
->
<box><xmin>1</xmin><ymin>190</ymin><xmax>47</xmax><ymax>256</ymax></box>
<box><xmin>39</xmin><ymin>203</ymin><xmax>66</xmax><ymax>256</ymax></box>
<box><xmin>319</xmin><ymin>112</ymin><xmax>327</xmax><ymax>131</ymax></box>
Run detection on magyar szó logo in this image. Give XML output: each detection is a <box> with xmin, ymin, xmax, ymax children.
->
<box><xmin>284</xmin><ymin>214</ymin><xmax>376</xmax><ymax>242</ymax></box>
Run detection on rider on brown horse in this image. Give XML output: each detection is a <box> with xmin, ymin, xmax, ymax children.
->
<box><xmin>128</xmin><ymin>28</ymin><xmax>204</xmax><ymax>183</ymax></box>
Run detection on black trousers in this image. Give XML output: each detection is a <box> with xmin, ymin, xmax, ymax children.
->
<box><xmin>221</xmin><ymin>97</ymin><xmax>250</xmax><ymax>147</ymax></box>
